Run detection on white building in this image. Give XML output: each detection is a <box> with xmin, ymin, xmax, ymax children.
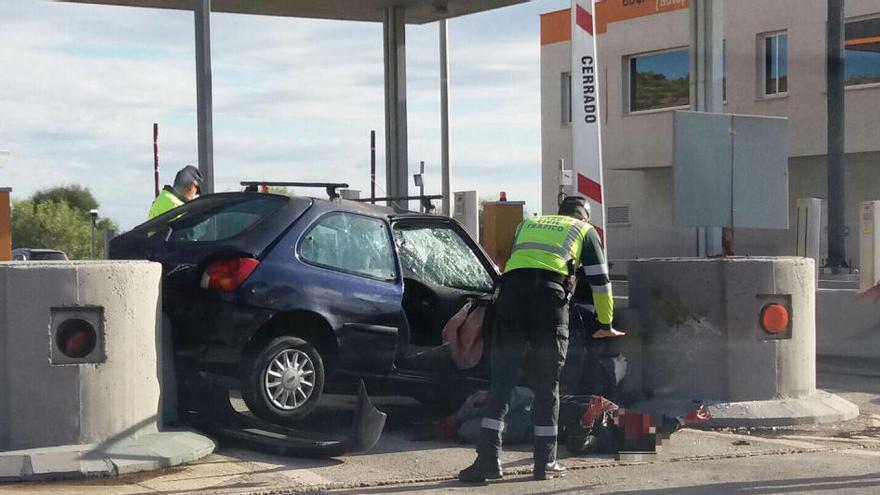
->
<box><xmin>541</xmin><ymin>0</ymin><xmax>880</xmax><ymax>265</ymax></box>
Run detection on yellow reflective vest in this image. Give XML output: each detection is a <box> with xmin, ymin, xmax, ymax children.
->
<box><xmin>148</xmin><ymin>188</ymin><xmax>184</xmax><ymax>220</ymax></box>
<box><xmin>504</xmin><ymin>215</ymin><xmax>591</xmax><ymax>276</ymax></box>
<box><xmin>504</xmin><ymin>215</ymin><xmax>614</xmax><ymax>325</ymax></box>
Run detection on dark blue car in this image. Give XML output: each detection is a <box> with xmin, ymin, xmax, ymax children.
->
<box><xmin>110</xmin><ymin>192</ymin><xmax>499</xmax><ymax>424</ymax></box>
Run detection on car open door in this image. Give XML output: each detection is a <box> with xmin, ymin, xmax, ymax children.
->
<box><xmin>391</xmin><ymin>217</ymin><xmax>500</xmax><ymax>379</ymax></box>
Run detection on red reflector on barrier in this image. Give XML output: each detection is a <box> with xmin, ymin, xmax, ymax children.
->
<box><xmin>761</xmin><ymin>304</ymin><xmax>789</xmax><ymax>334</ymax></box>
<box><xmin>201</xmin><ymin>258</ymin><xmax>260</xmax><ymax>291</ymax></box>
<box><xmin>56</xmin><ymin>319</ymin><xmax>97</xmax><ymax>358</ymax></box>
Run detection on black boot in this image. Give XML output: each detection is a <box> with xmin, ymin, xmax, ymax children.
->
<box><xmin>458</xmin><ymin>455</ymin><xmax>504</xmax><ymax>483</ymax></box>
<box><xmin>533</xmin><ymin>460</ymin><xmax>567</xmax><ymax>480</ymax></box>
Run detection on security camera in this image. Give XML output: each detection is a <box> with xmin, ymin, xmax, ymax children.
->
<box><xmin>89</xmin><ymin>209</ymin><xmax>99</xmax><ymax>219</ymax></box>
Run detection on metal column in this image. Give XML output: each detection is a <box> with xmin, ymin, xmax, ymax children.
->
<box><xmin>195</xmin><ymin>0</ymin><xmax>215</xmax><ymax>194</ymax></box>
<box><xmin>826</xmin><ymin>0</ymin><xmax>847</xmax><ymax>268</ymax></box>
<box><xmin>689</xmin><ymin>0</ymin><xmax>725</xmax><ymax>256</ymax></box>
<box><xmin>439</xmin><ymin>19</ymin><xmax>451</xmax><ymax>216</ymax></box>
<box><xmin>383</xmin><ymin>7</ymin><xmax>409</xmax><ymax>206</ymax></box>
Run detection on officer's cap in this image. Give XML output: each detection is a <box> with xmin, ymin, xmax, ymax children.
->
<box><xmin>174</xmin><ymin>165</ymin><xmax>203</xmax><ymax>192</ymax></box>
<box><xmin>558</xmin><ymin>195</ymin><xmax>591</xmax><ymax>221</ymax></box>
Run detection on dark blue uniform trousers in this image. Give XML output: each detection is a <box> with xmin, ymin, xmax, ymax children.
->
<box><xmin>477</xmin><ymin>273</ymin><xmax>570</xmax><ymax>464</ymax></box>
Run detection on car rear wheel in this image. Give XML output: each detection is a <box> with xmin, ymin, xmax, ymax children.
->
<box><xmin>242</xmin><ymin>336</ymin><xmax>325</xmax><ymax>424</ymax></box>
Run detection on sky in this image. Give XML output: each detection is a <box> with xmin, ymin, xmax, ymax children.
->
<box><xmin>0</xmin><ymin>0</ymin><xmax>569</xmax><ymax>230</ymax></box>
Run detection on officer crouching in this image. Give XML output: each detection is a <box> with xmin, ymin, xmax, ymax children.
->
<box><xmin>458</xmin><ymin>195</ymin><xmax>618</xmax><ymax>483</ymax></box>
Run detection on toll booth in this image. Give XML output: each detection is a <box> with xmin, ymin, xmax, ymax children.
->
<box><xmin>481</xmin><ymin>201</ymin><xmax>524</xmax><ymax>268</ymax></box>
<box><xmin>859</xmin><ymin>201</ymin><xmax>880</xmax><ymax>291</ymax></box>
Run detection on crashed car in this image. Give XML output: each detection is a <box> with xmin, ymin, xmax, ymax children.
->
<box><xmin>110</xmin><ymin>192</ymin><xmax>498</xmax><ymax>424</ymax></box>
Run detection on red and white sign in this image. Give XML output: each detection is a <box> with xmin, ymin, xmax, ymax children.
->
<box><xmin>571</xmin><ymin>0</ymin><xmax>606</xmax><ymax>244</ymax></box>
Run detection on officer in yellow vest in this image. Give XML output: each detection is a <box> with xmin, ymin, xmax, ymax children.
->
<box><xmin>148</xmin><ymin>165</ymin><xmax>203</xmax><ymax>219</ymax></box>
<box><xmin>459</xmin><ymin>195</ymin><xmax>617</xmax><ymax>483</ymax></box>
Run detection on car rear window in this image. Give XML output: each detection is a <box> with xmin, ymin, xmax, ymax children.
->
<box><xmin>136</xmin><ymin>195</ymin><xmax>288</xmax><ymax>243</ymax></box>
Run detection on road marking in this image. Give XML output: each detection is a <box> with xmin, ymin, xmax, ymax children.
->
<box><xmin>686</xmin><ymin>429</ymin><xmax>824</xmax><ymax>450</ymax></box>
<box><xmin>840</xmin><ymin>448</ymin><xmax>880</xmax><ymax>457</ymax></box>
<box><xmin>778</xmin><ymin>434</ymin><xmax>880</xmax><ymax>445</ymax></box>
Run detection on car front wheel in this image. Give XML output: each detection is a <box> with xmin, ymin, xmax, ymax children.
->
<box><xmin>242</xmin><ymin>336</ymin><xmax>325</xmax><ymax>424</ymax></box>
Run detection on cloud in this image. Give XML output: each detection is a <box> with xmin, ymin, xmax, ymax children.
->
<box><xmin>1</xmin><ymin>0</ymin><xmax>569</xmax><ymax>231</ymax></box>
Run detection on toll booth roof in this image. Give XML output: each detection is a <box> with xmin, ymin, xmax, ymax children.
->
<box><xmin>54</xmin><ymin>0</ymin><xmax>527</xmax><ymax>24</ymax></box>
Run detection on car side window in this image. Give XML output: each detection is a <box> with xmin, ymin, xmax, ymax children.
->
<box><xmin>393</xmin><ymin>224</ymin><xmax>494</xmax><ymax>292</ymax></box>
<box><xmin>300</xmin><ymin>212</ymin><xmax>397</xmax><ymax>282</ymax></box>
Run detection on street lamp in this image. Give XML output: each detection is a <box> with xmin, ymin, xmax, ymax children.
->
<box><xmin>89</xmin><ymin>209</ymin><xmax>98</xmax><ymax>259</ymax></box>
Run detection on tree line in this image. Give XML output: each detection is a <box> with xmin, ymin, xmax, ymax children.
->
<box><xmin>11</xmin><ymin>185</ymin><xmax>119</xmax><ymax>259</ymax></box>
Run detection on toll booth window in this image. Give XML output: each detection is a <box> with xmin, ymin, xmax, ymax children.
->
<box><xmin>393</xmin><ymin>224</ymin><xmax>494</xmax><ymax>292</ymax></box>
<box><xmin>628</xmin><ymin>48</ymin><xmax>689</xmax><ymax>112</ymax></box>
<box><xmin>762</xmin><ymin>31</ymin><xmax>788</xmax><ymax>96</ymax></box>
<box><xmin>299</xmin><ymin>212</ymin><xmax>396</xmax><ymax>281</ymax></box>
<box><xmin>561</xmin><ymin>72</ymin><xmax>573</xmax><ymax>125</ymax></box>
<box><xmin>845</xmin><ymin>17</ymin><xmax>880</xmax><ymax>87</ymax></box>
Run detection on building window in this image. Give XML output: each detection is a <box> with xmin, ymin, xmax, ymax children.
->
<box><xmin>762</xmin><ymin>31</ymin><xmax>788</xmax><ymax>96</ymax></box>
<box><xmin>628</xmin><ymin>48</ymin><xmax>689</xmax><ymax>112</ymax></box>
<box><xmin>845</xmin><ymin>16</ymin><xmax>880</xmax><ymax>87</ymax></box>
<box><xmin>561</xmin><ymin>72</ymin><xmax>572</xmax><ymax>125</ymax></box>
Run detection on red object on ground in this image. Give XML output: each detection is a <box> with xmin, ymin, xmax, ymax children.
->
<box><xmin>438</xmin><ymin>415</ymin><xmax>458</xmax><ymax>439</ymax></box>
<box><xmin>581</xmin><ymin>395</ymin><xmax>619</xmax><ymax>427</ymax></box>
<box><xmin>683</xmin><ymin>404</ymin><xmax>712</xmax><ymax>425</ymax></box>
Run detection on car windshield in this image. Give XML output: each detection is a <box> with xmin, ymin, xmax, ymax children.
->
<box><xmin>393</xmin><ymin>224</ymin><xmax>494</xmax><ymax>292</ymax></box>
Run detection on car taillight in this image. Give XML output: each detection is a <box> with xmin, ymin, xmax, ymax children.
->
<box><xmin>200</xmin><ymin>258</ymin><xmax>260</xmax><ymax>291</ymax></box>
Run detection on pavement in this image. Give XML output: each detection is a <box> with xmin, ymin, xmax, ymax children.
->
<box><xmin>1</xmin><ymin>359</ymin><xmax>878</xmax><ymax>495</ymax></box>
<box><xmin>0</xmin><ymin>430</ymin><xmax>215</xmax><ymax>482</ymax></box>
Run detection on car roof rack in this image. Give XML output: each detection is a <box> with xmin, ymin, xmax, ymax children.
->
<box><xmin>240</xmin><ymin>181</ymin><xmax>350</xmax><ymax>200</ymax></box>
<box><xmin>354</xmin><ymin>195</ymin><xmax>442</xmax><ymax>213</ymax></box>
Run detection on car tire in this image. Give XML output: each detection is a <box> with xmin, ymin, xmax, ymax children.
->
<box><xmin>241</xmin><ymin>336</ymin><xmax>325</xmax><ymax>424</ymax></box>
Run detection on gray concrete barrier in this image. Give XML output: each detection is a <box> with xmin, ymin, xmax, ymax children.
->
<box><xmin>0</xmin><ymin>261</ymin><xmax>213</xmax><ymax>480</ymax></box>
<box><xmin>626</xmin><ymin>257</ymin><xmax>858</xmax><ymax>427</ymax></box>
<box><xmin>816</xmin><ymin>288</ymin><xmax>880</xmax><ymax>363</ymax></box>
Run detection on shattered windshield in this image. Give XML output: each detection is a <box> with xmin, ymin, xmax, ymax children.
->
<box><xmin>393</xmin><ymin>224</ymin><xmax>494</xmax><ymax>292</ymax></box>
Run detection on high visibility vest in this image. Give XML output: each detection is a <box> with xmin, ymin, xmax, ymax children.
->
<box><xmin>148</xmin><ymin>188</ymin><xmax>184</xmax><ymax>220</ymax></box>
<box><xmin>504</xmin><ymin>215</ymin><xmax>592</xmax><ymax>276</ymax></box>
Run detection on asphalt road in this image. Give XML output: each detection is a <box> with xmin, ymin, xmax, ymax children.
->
<box><xmin>312</xmin><ymin>451</ymin><xmax>880</xmax><ymax>495</ymax></box>
<box><xmin>2</xmin><ymin>361</ymin><xmax>878</xmax><ymax>495</ymax></box>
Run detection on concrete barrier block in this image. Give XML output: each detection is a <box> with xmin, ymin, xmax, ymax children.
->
<box><xmin>0</xmin><ymin>261</ymin><xmax>162</xmax><ymax>450</ymax></box>
<box><xmin>3</xmin><ymin>265</ymin><xmax>81</xmax><ymax>449</ymax></box>
<box><xmin>629</xmin><ymin>257</ymin><xmax>816</xmax><ymax>403</ymax></box>
<box><xmin>0</xmin><ymin>455</ymin><xmax>27</xmax><ymax>479</ymax></box>
<box><xmin>816</xmin><ymin>288</ymin><xmax>880</xmax><ymax>362</ymax></box>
